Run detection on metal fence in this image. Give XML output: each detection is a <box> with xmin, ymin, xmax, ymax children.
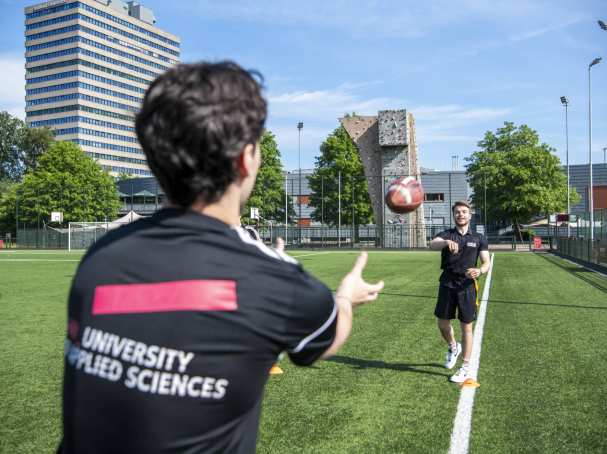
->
<box><xmin>15</xmin><ymin>224</ymin><xmax>120</xmax><ymax>250</ymax></box>
<box><xmin>258</xmin><ymin>225</ymin><xmax>431</xmax><ymax>249</ymax></box>
<box><xmin>9</xmin><ymin>222</ymin><xmax>541</xmax><ymax>251</ymax></box>
<box><xmin>553</xmin><ymin>237</ymin><xmax>607</xmax><ymax>268</ymax></box>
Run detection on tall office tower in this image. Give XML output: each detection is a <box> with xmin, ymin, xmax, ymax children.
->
<box><xmin>24</xmin><ymin>0</ymin><xmax>181</xmax><ymax>177</ymax></box>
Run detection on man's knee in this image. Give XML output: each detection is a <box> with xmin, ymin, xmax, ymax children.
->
<box><xmin>460</xmin><ymin>322</ymin><xmax>473</xmax><ymax>334</ymax></box>
<box><xmin>437</xmin><ymin>318</ymin><xmax>451</xmax><ymax>331</ymax></box>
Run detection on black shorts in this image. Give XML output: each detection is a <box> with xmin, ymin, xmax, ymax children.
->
<box><xmin>434</xmin><ymin>283</ymin><xmax>477</xmax><ymax>323</ymax></box>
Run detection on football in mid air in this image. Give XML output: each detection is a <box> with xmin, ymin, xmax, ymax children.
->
<box><xmin>385</xmin><ymin>176</ymin><xmax>424</xmax><ymax>214</ymax></box>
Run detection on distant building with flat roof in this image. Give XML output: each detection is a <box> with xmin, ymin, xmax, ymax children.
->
<box><xmin>567</xmin><ymin>163</ymin><xmax>607</xmax><ymax>215</ymax></box>
<box><xmin>419</xmin><ymin>169</ymin><xmax>471</xmax><ymax>227</ymax></box>
<box><xmin>25</xmin><ymin>0</ymin><xmax>181</xmax><ymax>177</ymax></box>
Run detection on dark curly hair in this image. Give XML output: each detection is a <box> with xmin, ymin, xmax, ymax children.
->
<box><xmin>136</xmin><ymin>61</ymin><xmax>267</xmax><ymax>206</ymax></box>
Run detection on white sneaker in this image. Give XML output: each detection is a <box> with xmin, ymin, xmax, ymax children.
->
<box><xmin>444</xmin><ymin>342</ymin><xmax>461</xmax><ymax>369</ymax></box>
<box><xmin>450</xmin><ymin>366</ymin><xmax>470</xmax><ymax>383</ymax></box>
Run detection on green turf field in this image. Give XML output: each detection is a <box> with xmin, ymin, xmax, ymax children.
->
<box><xmin>1</xmin><ymin>250</ymin><xmax>606</xmax><ymax>453</ymax></box>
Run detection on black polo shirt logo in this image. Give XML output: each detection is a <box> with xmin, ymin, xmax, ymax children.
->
<box><xmin>466</xmin><ymin>242</ymin><xmax>477</xmax><ymax>247</ymax></box>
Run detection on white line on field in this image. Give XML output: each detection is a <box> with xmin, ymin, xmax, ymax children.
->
<box><xmin>289</xmin><ymin>250</ymin><xmax>434</xmax><ymax>256</ymax></box>
<box><xmin>0</xmin><ymin>259</ymin><xmax>80</xmax><ymax>262</ymax></box>
<box><xmin>448</xmin><ymin>252</ymin><xmax>495</xmax><ymax>454</ymax></box>
<box><xmin>0</xmin><ymin>251</ymin><xmax>83</xmax><ymax>254</ymax></box>
<box><xmin>290</xmin><ymin>252</ymin><xmax>333</xmax><ymax>258</ymax></box>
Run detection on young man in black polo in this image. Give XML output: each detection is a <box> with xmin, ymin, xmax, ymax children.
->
<box><xmin>429</xmin><ymin>200</ymin><xmax>490</xmax><ymax>383</ymax></box>
<box><xmin>59</xmin><ymin>62</ymin><xmax>384</xmax><ymax>453</ymax></box>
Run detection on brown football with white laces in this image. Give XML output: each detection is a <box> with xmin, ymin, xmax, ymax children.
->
<box><xmin>385</xmin><ymin>176</ymin><xmax>424</xmax><ymax>214</ymax></box>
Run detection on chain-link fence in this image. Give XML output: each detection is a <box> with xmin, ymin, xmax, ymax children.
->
<box><xmin>14</xmin><ymin>222</ymin><xmax>131</xmax><ymax>250</ymax></box>
<box><xmin>553</xmin><ymin>237</ymin><xmax>607</xmax><ymax>267</ymax></box>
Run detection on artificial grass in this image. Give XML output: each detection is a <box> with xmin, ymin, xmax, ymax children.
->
<box><xmin>259</xmin><ymin>251</ymin><xmax>460</xmax><ymax>453</ymax></box>
<box><xmin>1</xmin><ymin>250</ymin><xmax>605</xmax><ymax>453</ymax></box>
<box><xmin>470</xmin><ymin>252</ymin><xmax>607</xmax><ymax>453</ymax></box>
<box><xmin>0</xmin><ymin>251</ymin><xmax>84</xmax><ymax>453</ymax></box>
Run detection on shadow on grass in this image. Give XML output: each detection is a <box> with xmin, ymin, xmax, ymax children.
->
<box><xmin>537</xmin><ymin>253</ymin><xmax>607</xmax><ymax>294</ymax></box>
<box><xmin>326</xmin><ymin>355</ymin><xmax>449</xmax><ymax>377</ymax></box>
<box><xmin>380</xmin><ymin>292</ymin><xmax>607</xmax><ymax>311</ymax></box>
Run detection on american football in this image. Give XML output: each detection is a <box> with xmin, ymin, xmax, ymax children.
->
<box><xmin>385</xmin><ymin>176</ymin><xmax>424</xmax><ymax>214</ymax></box>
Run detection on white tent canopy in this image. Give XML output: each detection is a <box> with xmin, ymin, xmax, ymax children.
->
<box><xmin>112</xmin><ymin>210</ymin><xmax>144</xmax><ymax>226</ymax></box>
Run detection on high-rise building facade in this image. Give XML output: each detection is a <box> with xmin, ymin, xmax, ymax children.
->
<box><xmin>24</xmin><ymin>0</ymin><xmax>181</xmax><ymax>177</ymax></box>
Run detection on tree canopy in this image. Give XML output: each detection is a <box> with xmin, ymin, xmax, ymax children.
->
<box><xmin>466</xmin><ymin>122</ymin><xmax>579</xmax><ymax>229</ymax></box>
<box><xmin>308</xmin><ymin>126</ymin><xmax>373</xmax><ymax>227</ymax></box>
<box><xmin>0</xmin><ymin>111</ymin><xmax>54</xmax><ymax>182</ymax></box>
<box><xmin>0</xmin><ymin>141</ymin><xmax>120</xmax><ymax>234</ymax></box>
<box><xmin>243</xmin><ymin>131</ymin><xmax>293</xmax><ymax>224</ymax></box>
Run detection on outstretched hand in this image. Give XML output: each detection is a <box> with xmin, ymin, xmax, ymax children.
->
<box><xmin>336</xmin><ymin>252</ymin><xmax>384</xmax><ymax>307</ymax></box>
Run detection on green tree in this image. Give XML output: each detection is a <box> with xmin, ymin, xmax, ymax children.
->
<box><xmin>466</xmin><ymin>122</ymin><xmax>580</xmax><ymax>234</ymax></box>
<box><xmin>308</xmin><ymin>126</ymin><xmax>373</xmax><ymax>230</ymax></box>
<box><xmin>0</xmin><ymin>141</ymin><xmax>121</xmax><ymax>233</ymax></box>
<box><xmin>116</xmin><ymin>172</ymin><xmax>133</xmax><ymax>182</ymax></box>
<box><xmin>244</xmin><ymin>131</ymin><xmax>293</xmax><ymax>224</ymax></box>
<box><xmin>0</xmin><ymin>111</ymin><xmax>25</xmax><ymax>181</ymax></box>
<box><xmin>19</xmin><ymin>126</ymin><xmax>54</xmax><ymax>171</ymax></box>
<box><xmin>0</xmin><ymin>111</ymin><xmax>55</xmax><ymax>182</ymax></box>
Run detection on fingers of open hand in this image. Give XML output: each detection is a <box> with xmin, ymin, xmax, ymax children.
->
<box><xmin>351</xmin><ymin>251</ymin><xmax>368</xmax><ymax>275</ymax></box>
<box><xmin>365</xmin><ymin>280</ymin><xmax>384</xmax><ymax>301</ymax></box>
<box><xmin>354</xmin><ymin>279</ymin><xmax>384</xmax><ymax>304</ymax></box>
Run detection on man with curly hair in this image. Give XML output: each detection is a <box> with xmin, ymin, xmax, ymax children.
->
<box><xmin>59</xmin><ymin>62</ymin><xmax>383</xmax><ymax>453</ymax></box>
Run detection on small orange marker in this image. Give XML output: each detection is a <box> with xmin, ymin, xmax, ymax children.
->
<box><xmin>269</xmin><ymin>364</ymin><xmax>283</xmax><ymax>375</ymax></box>
<box><xmin>460</xmin><ymin>378</ymin><xmax>480</xmax><ymax>388</ymax></box>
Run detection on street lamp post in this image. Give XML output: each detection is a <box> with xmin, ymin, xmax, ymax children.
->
<box><xmin>560</xmin><ymin>96</ymin><xmax>570</xmax><ymax>236</ymax></box>
<box><xmin>484</xmin><ymin>173</ymin><xmax>487</xmax><ymax>231</ymax></box>
<box><xmin>297</xmin><ymin>122</ymin><xmax>303</xmax><ymax>245</ymax></box>
<box><xmin>588</xmin><ymin>57</ymin><xmax>602</xmax><ymax>241</ymax></box>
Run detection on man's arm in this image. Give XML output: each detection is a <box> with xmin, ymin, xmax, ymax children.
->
<box><xmin>478</xmin><ymin>250</ymin><xmax>491</xmax><ymax>274</ymax></box>
<box><xmin>429</xmin><ymin>236</ymin><xmax>459</xmax><ymax>253</ymax></box>
<box><xmin>320</xmin><ymin>252</ymin><xmax>384</xmax><ymax>359</ymax></box>
<box><xmin>465</xmin><ymin>250</ymin><xmax>491</xmax><ymax>279</ymax></box>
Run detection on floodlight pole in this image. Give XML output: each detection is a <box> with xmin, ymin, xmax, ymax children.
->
<box><xmin>588</xmin><ymin>57</ymin><xmax>602</xmax><ymax>241</ymax></box>
<box><xmin>297</xmin><ymin>122</ymin><xmax>303</xmax><ymax>245</ymax></box>
<box><xmin>484</xmin><ymin>173</ymin><xmax>487</xmax><ymax>230</ymax></box>
<box><xmin>284</xmin><ymin>172</ymin><xmax>288</xmax><ymax>244</ymax></box>
<box><xmin>561</xmin><ymin>96</ymin><xmax>570</xmax><ymax>236</ymax></box>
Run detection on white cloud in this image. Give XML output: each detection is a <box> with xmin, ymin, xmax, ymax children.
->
<box><xmin>508</xmin><ymin>17</ymin><xmax>585</xmax><ymax>42</ymax></box>
<box><xmin>413</xmin><ymin>104</ymin><xmax>511</xmax><ymax>147</ymax></box>
<box><xmin>0</xmin><ymin>54</ymin><xmax>25</xmax><ymax>120</ymax></box>
<box><xmin>413</xmin><ymin>104</ymin><xmax>511</xmax><ymax>123</ymax></box>
<box><xmin>268</xmin><ymin>83</ymin><xmax>402</xmax><ymax>122</ymax></box>
<box><xmin>265</xmin><ymin>81</ymin><xmax>512</xmax><ymax>168</ymax></box>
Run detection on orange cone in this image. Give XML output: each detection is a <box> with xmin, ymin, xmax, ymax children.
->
<box><xmin>460</xmin><ymin>378</ymin><xmax>480</xmax><ymax>388</ymax></box>
<box><xmin>269</xmin><ymin>363</ymin><xmax>283</xmax><ymax>375</ymax></box>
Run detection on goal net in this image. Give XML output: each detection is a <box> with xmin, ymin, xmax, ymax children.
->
<box><xmin>67</xmin><ymin>220</ymin><xmax>135</xmax><ymax>251</ymax></box>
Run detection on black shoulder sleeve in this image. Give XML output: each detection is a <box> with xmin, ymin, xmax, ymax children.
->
<box><xmin>284</xmin><ymin>271</ymin><xmax>337</xmax><ymax>367</ymax></box>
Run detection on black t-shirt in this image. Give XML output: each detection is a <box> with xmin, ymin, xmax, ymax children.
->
<box><xmin>60</xmin><ymin>208</ymin><xmax>336</xmax><ymax>454</ymax></box>
<box><xmin>435</xmin><ymin>228</ymin><xmax>488</xmax><ymax>288</ymax></box>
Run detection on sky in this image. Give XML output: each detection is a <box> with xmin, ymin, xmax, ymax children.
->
<box><xmin>1</xmin><ymin>0</ymin><xmax>606</xmax><ymax>172</ymax></box>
